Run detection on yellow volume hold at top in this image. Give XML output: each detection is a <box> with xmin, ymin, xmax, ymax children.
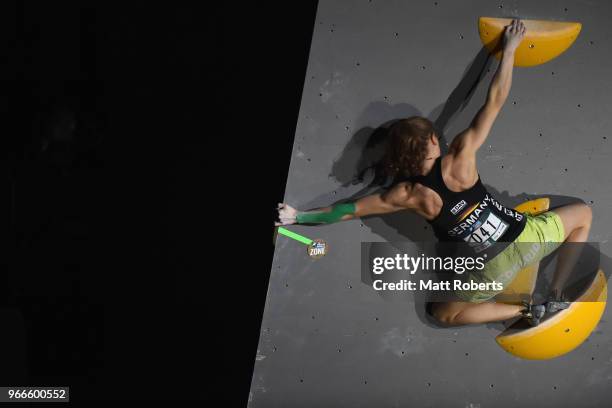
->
<box><xmin>478</xmin><ymin>17</ymin><xmax>582</xmax><ymax>67</ymax></box>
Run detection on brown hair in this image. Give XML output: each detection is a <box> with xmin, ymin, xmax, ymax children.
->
<box><xmin>382</xmin><ymin>116</ymin><xmax>435</xmax><ymax>179</ymax></box>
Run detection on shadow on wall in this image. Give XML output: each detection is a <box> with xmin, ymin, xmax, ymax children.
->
<box><xmin>302</xmin><ymin>46</ymin><xmax>494</xmax><ymax>242</ymax></box>
<box><xmin>300</xmin><ymin>46</ymin><xmax>611</xmax><ymax>331</ymax></box>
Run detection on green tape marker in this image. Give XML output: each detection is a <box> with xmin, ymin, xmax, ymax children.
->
<box><xmin>277</xmin><ymin>227</ymin><xmax>313</xmax><ymax>245</ymax></box>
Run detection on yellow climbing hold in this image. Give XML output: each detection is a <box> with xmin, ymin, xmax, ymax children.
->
<box><xmin>478</xmin><ymin>17</ymin><xmax>582</xmax><ymax>67</ymax></box>
<box><xmin>496</xmin><ymin>270</ymin><xmax>607</xmax><ymax>360</ymax></box>
<box><xmin>513</xmin><ymin>197</ymin><xmax>551</xmax><ymax>216</ymax></box>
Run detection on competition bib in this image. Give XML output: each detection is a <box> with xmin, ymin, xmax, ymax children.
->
<box><xmin>462</xmin><ymin>209</ymin><xmax>508</xmax><ymax>253</ymax></box>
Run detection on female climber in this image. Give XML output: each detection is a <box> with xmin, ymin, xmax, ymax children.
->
<box><xmin>275</xmin><ymin>20</ymin><xmax>592</xmax><ymax>326</ymax></box>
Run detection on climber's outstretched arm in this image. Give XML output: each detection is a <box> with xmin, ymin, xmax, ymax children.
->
<box><xmin>275</xmin><ymin>182</ymin><xmax>414</xmax><ymax>226</ymax></box>
<box><xmin>450</xmin><ymin>19</ymin><xmax>526</xmax><ymax>156</ymax></box>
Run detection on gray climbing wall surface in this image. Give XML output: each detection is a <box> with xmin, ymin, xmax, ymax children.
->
<box><xmin>251</xmin><ymin>1</ymin><xmax>612</xmax><ymax>406</ymax></box>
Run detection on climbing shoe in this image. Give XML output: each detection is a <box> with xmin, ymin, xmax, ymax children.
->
<box><xmin>521</xmin><ymin>301</ymin><xmax>571</xmax><ymax>327</ymax></box>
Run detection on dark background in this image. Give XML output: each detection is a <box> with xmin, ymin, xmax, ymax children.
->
<box><xmin>9</xmin><ymin>1</ymin><xmax>317</xmax><ymax>406</ymax></box>
<box><xmin>212</xmin><ymin>2</ymin><xmax>319</xmax><ymax>404</ymax></box>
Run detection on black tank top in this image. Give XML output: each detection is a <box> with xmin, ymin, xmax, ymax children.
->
<box><xmin>404</xmin><ymin>156</ymin><xmax>526</xmax><ymax>257</ymax></box>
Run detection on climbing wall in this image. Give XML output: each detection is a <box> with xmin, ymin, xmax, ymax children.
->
<box><xmin>251</xmin><ymin>1</ymin><xmax>612</xmax><ymax>406</ymax></box>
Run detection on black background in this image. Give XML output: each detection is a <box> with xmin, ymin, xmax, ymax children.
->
<box><xmin>214</xmin><ymin>2</ymin><xmax>318</xmax><ymax>404</ymax></box>
<box><xmin>10</xmin><ymin>1</ymin><xmax>317</xmax><ymax>406</ymax></box>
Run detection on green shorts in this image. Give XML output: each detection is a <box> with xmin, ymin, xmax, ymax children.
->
<box><xmin>455</xmin><ymin>211</ymin><xmax>565</xmax><ymax>303</ymax></box>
